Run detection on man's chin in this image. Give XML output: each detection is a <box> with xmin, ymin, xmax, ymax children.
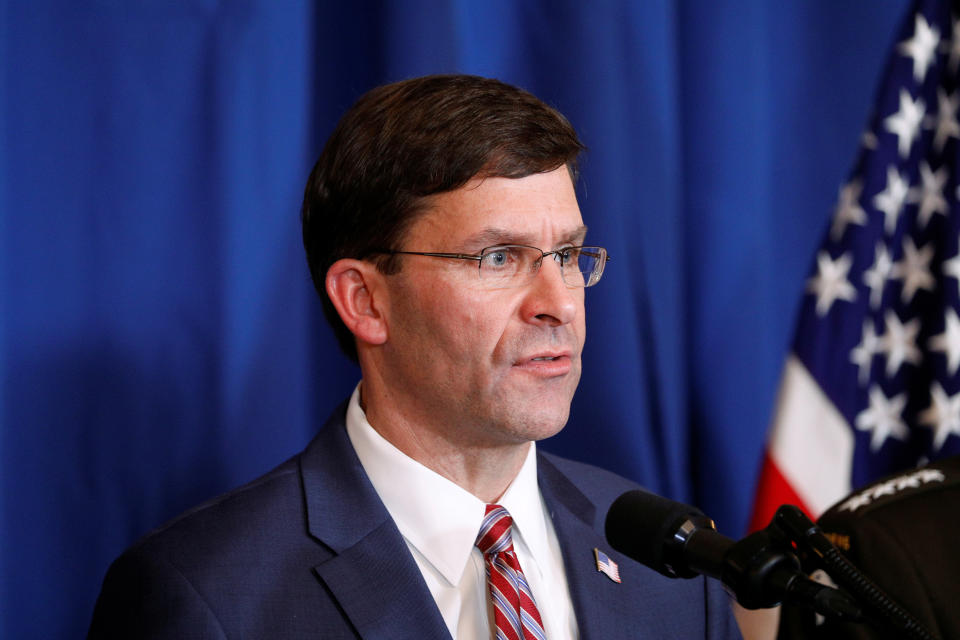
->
<box><xmin>506</xmin><ymin>403</ymin><xmax>572</xmax><ymax>443</ymax></box>
<box><xmin>481</xmin><ymin>378</ymin><xmax>578</xmax><ymax>441</ymax></box>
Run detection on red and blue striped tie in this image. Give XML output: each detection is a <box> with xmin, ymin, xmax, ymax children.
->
<box><xmin>475</xmin><ymin>504</ymin><xmax>547</xmax><ymax>640</ymax></box>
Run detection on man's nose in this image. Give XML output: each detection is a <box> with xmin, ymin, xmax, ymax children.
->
<box><xmin>520</xmin><ymin>257</ymin><xmax>579</xmax><ymax>326</ymax></box>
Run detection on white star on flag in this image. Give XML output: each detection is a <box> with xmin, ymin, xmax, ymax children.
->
<box><xmin>863</xmin><ymin>243</ymin><xmax>893</xmax><ymax>310</ymax></box>
<box><xmin>880</xmin><ymin>310</ymin><xmax>921</xmax><ymax>377</ymax></box>
<box><xmin>855</xmin><ymin>386</ymin><xmax>909</xmax><ymax>451</ymax></box>
<box><xmin>890</xmin><ymin>237</ymin><xmax>935</xmax><ymax>304</ymax></box>
<box><xmin>898</xmin><ymin>13</ymin><xmax>941</xmax><ymax>83</ymax></box>
<box><xmin>933</xmin><ymin>88</ymin><xmax>960</xmax><ymax>151</ymax></box>
<box><xmin>928</xmin><ymin>307</ymin><xmax>960</xmax><ymax>376</ymax></box>
<box><xmin>873</xmin><ymin>166</ymin><xmax>910</xmax><ymax>234</ymax></box>
<box><xmin>918</xmin><ymin>382</ymin><xmax>960</xmax><ymax>452</ymax></box>
<box><xmin>851</xmin><ymin>321</ymin><xmax>880</xmax><ymax>385</ymax></box>
<box><xmin>909</xmin><ymin>162</ymin><xmax>949</xmax><ymax>227</ymax></box>
<box><xmin>830</xmin><ymin>180</ymin><xmax>866</xmax><ymax>241</ymax></box>
<box><xmin>884</xmin><ymin>89</ymin><xmax>925</xmax><ymax>158</ymax></box>
<box><xmin>807</xmin><ymin>251</ymin><xmax>857</xmax><ymax>316</ymax></box>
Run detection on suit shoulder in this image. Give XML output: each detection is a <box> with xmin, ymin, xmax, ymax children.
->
<box><xmin>538</xmin><ymin>451</ymin><xmax>643</xmax><ymax>511</ymax></box>
<box><xmin>127</xmin><ymin>455</ymin><xmax>307</xmax><ymax>561</ymax></box>
<box><xmin>539</xmin><ymin>450</ymin><xmax>640</xmax><ymax>488</ymax></box>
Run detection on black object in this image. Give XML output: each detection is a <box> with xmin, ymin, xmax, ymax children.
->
<box><xmin>772</xmin><ymin>504</ymin><xmax>937</xmax><ymax>640</ymax></box>
<box><xmin>777</xmin><ymin>457</ymin><xmax>960</xmax><ymax>640</ymax></box>
<box><xmin>604</xmin><ymin>490</ymin><xmax>861</xmax><ymax>620</ymax></box>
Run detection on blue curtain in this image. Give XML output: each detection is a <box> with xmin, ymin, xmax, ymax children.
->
<box><xmin>1</xmin><ymin>2</ymin><xmax>909</xmax><ymax>637</ymax></box>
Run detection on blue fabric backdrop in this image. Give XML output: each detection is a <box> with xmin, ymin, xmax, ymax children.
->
<box><xmin>1</xmin><ymin>2</ymin><xmax>910</xmax><ymax>637</ymax></box>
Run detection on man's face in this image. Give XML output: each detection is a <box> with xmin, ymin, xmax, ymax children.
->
<box><xmin>379</xmin><ymin>166</ymin><xmax>586</xmax><ymax>448</ymax></box>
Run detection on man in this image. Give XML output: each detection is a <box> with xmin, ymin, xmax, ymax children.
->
<box><xmin>89</xmin><ymin>75</ymin><xmax>741</xmax><ymax>639</ymax></box>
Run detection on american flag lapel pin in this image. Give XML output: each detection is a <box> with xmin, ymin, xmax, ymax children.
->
<box><xmin>593</xmin><ymin>548</ymin><xmax>621</xmax><ymax>583</ymax></box>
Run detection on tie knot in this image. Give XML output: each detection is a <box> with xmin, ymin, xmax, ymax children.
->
<box><xmin>475</xmin><ymin>504</ymin><xmax>514</xmax><ymax>555</ymax></box>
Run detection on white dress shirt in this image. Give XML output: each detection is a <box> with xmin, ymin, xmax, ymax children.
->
<box><xmin>345</xmin><ymin>384</ymin><xmax>580</xmax><ymax>640</ymax></box>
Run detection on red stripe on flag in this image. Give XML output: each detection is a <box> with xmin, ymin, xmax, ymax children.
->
<box><xmin>748</xmin><ymin>451</ymin><xmax>814</xmax><ymax>533</ymax></box>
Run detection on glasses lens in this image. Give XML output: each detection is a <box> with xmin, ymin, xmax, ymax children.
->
<box><xmin>478</xmin><ymin>246</ymin><xmax>533</xmax><ymax>285</ymax></box>
<box><xmin>576</xmin><ymin>247</ymin><xmax>606</xmax><ymax>287</ymax></box>
<box><xmin>558</xmin><ymin>247</ymin><xmax>605</xmax><ymax>288</ymax></box>
<box><xmin>478</xmin><ymin>245</ymin><xmax>606</xmax><ymax>288</ymax></box>
<box><xmin>558</xmin><ymin>247</ymin><xmax>585</xmax><ymax>287</ymax></box>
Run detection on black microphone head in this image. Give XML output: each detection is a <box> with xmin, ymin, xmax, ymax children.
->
<box><xmin>605</xmin><ymin>490</ymin><xmax>707</xmax><ymax>578</ymax></box>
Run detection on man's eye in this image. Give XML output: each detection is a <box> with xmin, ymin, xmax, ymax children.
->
<box><xmin>484</xmin><ymin>249</ymin><xmax>512</xmax><ymax>268</ymax></box>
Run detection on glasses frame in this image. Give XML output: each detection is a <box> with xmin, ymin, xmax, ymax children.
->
<box><xmin>372</xmin><ymin>244</ymin><xmax>610</xmax><ymax>288</ymax></box>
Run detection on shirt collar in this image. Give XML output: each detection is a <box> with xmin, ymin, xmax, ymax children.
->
<box><xmin>344</xmin><ymin>383</ymin><xmax>550</xmax><ymax>586</ymax></box>
<box><xmin>497</xmin><ymin>441</ymin><xmax>551</xmax><ymax>576</ymax></box>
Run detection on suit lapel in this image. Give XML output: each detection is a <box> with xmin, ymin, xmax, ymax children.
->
<box><xmin>300</xmin><ymin>405</ymin><xmax>451</xmax><ymax>639</ymax></box>
<box><xmin>313</xmin><ymin>521</ymin><xmax>451</xmax><ymax>639</ymax></box>
<box><xmin>538</xmin><ymin>454</ymin><xmax>664</xmax><ymax>640</ymax></box>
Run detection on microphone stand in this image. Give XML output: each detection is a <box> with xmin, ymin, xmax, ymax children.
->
<box><xmin>706</xmin><ymin>525</ymin><xmax>862</xmax><ymax>619</ymax></box>
<box><xmin>655</xmin><ymin>509</ymin><xmax>863</xmax><ymax>620</ymax></box>
<box><xmin>766</xmin><ymin>505</ymin><xmax>938</xmax><ymax>640</ymax></box>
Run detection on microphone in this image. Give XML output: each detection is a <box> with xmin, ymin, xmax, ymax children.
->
<box><xmin>605</xmin><ymin>490</ymin><xmax>861</xmax><ymax>619</ymax></box>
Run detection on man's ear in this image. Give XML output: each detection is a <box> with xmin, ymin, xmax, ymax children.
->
<box><xmin>325</xmin><ymin>259</ymin><xmax>388</xmax><ymax>346</ymax></box>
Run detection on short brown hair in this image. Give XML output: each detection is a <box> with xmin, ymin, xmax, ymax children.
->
<box><xmin>301</xmin><ymin>74</ymin><xmax>585</xmax><ymax>362</ymax></box>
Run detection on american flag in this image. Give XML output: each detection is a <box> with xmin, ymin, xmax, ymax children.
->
<box><xmin>750</xmin><ymin>0</ymin><xmax>960</xmax><ymax>532</ymax></box>
<box><xmin>594</xmin><ymin>548</ymin><xmax>621</xmax><ymax>583</ymax></box>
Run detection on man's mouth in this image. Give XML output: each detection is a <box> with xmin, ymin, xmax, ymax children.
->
<box><xmin>513</xmin><ymin>351</ymin><xmax>574</xmax><ymax>376</ymax></box>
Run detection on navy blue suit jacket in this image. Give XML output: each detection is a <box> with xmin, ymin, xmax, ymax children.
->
<box><xmin>89</xmin><ymin>403</ymin><xmax>742</xmax><ymax>639</ymax></box>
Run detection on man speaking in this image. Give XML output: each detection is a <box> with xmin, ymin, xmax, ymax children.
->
<box><xmin>89</xmin><ymin>75</ymin><xmax>741</xmax><ymax>639</ymax></box>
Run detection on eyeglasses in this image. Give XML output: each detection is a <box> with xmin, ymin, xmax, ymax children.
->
<box><xmin>374</xmin><ymin>244</ymin><xmax>609</xmax><ymax>289</ymax></box>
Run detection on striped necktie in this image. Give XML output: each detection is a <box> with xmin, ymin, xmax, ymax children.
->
<box><xmin>474</xmin><ymin>504</ymin><xmax>547</xmax><ymax>640</ymax></box>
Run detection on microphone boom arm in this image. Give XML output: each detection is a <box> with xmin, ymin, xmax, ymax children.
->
<box><xmin>663</xmin><ymin>513</ymin><xmax>861</xmax><ymax>617</ymax></box>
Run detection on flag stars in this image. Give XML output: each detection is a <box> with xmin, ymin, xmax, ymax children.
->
<box><xmin>830</xmin><ymin>180</ymin><xmax>867</xmax><ymax>241</ymax></box>
<box><xmin>873</xmin><ymin>166</ymin><xmax>910</xmax><ymax>235</ymax></box>
<box><xmin>933</xmin><ymin>88</ymin><xmax>960</xmax><ymax>151</ymax></box>
<box><xmin>928</xmin><ymin>308</ymin><xmax>960</xmax><ymax>376</ymax></box>
<box><xmin>918</xmin><ymin>382</ymin><xmax>960</xmax><ymax>451</ymax></box>
<box><xmin>884</xmin><ymin>90</ymin><xmax>926</xmax><ymax>158</ymax></box>
<box><xmin>890</xmin><ymin>238</ymin><xmax>935</xmax><ymax>304</ymax></box>
<box><xmin>898</xmin><ymin>13</ymin><xmax>941</xmax><ymax>83</ymax></box>
<box><xmin>909</xmin><ymin>162</ymin><xmax>949</xmax><ymax>227</ymax></box>
<box><xmin>851</xmin><ymin>321</ymin><xmax>880</xmax><ymax>385</ymax></box>
<box><xmin>855</xmin><ymin>386</ymin><xmax>909</xmax><ymax>452</ymax></box>
<box><xmin>778</xmin><ymin>11</ymin><xmax>960</xmax><ymax>471</ymax></box>
<box><xmin>880</xmin><ymin>310</ymin><xmax>922</xmax><ymax>376</ymax></box>
<box><xmin>863</xmin><ymin>243</ymin><xmax>893</xmax><ymax>310</ymax></box>
<box><xmin>807</xmin><ymin>251</ymin><xmax>857</xmax><ymax>316</ymax></box>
